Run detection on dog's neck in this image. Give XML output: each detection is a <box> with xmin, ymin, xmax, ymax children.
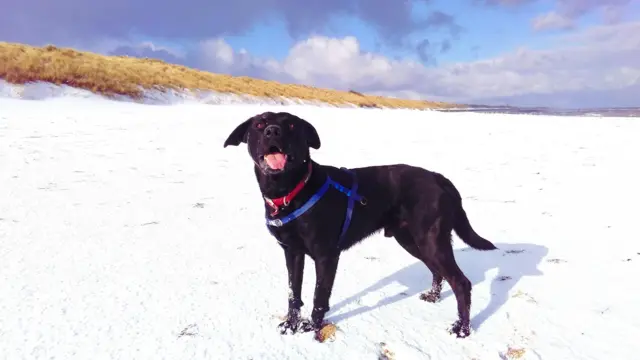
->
<box><xmin>254</xmin><ymin>158</ymin><xmax>315</xmax><ymax>199</ymax></box>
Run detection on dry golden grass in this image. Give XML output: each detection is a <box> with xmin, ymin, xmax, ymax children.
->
<box><xmin>377</xmin><ymin>342</ymin><xmax>396</xmax><ymax>360</ymax></box>
<box><xmin>503</xmin><ymin>346</ymin><xmax>527</xmax><ymax>359</ymax></box>
<box><xmin>0</xmin><ymin>41</ymin><xmax>457</xmax><ymax>109</ymax></box>
<box><xmin>314</xmin><ymin>322</ymin><xmax>337</xmax><ymax>343</ymax></box>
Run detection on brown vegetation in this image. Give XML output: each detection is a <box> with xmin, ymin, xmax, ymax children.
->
<box><xmin>314</xmin><ymin>322</ymin><xmax>337</xmax><ymax>343</ymax></box>
<box><xmin>0</xmin><ymin>42</ymin><xmax>457</xmax><ymax>109</ymax></box>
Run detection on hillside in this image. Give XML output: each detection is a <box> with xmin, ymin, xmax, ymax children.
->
<box><xmin>0</xmin><ymin>42</ymin><xmax>456</xmax><ymax>109</ymax></box>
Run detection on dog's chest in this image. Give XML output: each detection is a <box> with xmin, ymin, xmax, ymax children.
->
<box><xmin>267</xmin><ymin>218</ymin><xmax>334</xmax><ymax>254</ymax></box>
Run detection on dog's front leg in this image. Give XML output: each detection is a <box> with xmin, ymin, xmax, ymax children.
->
<box><xmin>277</xmin><ymin>248</ymin><xmax>306</xmax><ymax>334</ymax></box>
<box><xmin>299</xmin><ymin>254</ymin><xmax>339</xmax><ymax>332</ymax></box>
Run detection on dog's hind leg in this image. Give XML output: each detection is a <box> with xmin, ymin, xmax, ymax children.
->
<box><xmin>416</xmin><ymin>216</ymin><xmax>473</xmax><ymax>338</ymax></box>
<box><xmin>391</xmin><ymin>226</ymin><xmax>444</xmax><ymax>303</ymax></box>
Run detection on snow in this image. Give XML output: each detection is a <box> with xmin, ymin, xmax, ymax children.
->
<box><xmin>1</xmin><ymin>93</ymin><xmax>640</xmax><ymax>360</ymax></box>
<box><xmin>0</xmin><ymin>79</ymin><xmax>378</xmax><ymax>108</ymax></box>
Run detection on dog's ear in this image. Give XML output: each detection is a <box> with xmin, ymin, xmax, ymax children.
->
<box><xmin>292</xmin><ymin>115</ymin><xmax>321</xmax><ymax>150</ymax></box>
<box><xmin>223</xmin><ymin>118</ymin><xmax>252</xmax><ymax>148</ymax></box>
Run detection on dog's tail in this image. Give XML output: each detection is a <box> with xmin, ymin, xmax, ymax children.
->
<box><xmin>438</xmin><ymin>174</ymin><xmax>497</xmax><ymax>251</ymax></box>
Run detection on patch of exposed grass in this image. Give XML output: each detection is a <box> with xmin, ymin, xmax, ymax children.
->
<box><xmin>0</xmin><ymin>42</ymin><xmax>457</xmax><ymax>109</ymax></box>
<box><xmin>501</xmin><ymin>346</ymin><xmax>527</xmax><ymax>359</ymax></box>
<box><xmin>377</xmin><ymin>342</ymin><xmax>396</xmax><ymax>360</ymax></box>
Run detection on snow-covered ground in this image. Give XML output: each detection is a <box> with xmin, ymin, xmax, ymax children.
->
<box><xmin>1</xmin><ymin>94</ymin><xmax>639</xmax><ymax>360</ymax></box>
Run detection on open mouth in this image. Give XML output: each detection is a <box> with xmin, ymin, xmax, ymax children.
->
<box><xmin>261</xmin><ymin>145</ymin><xmax>288</xmax><ymax>170</ymax></box>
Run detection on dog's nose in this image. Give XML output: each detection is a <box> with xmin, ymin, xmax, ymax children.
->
<box><xmin>264</xmin><ymin>124</ymin><xmax>282</xmax><ymax>138</ymax></box>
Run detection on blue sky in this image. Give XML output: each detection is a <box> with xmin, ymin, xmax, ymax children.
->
<box><xmin>156</xmin><ymin>0</ymin><xmax>562</xmax><ymax>63</ymax></box>
<box><xmin>2</xmin><ymin>0</ymin><xmax>639</xmax><ymax>108</ymax></box>
<box><xmin>221</xmin><ymin>0</ymin><xmax>552</xmax><ymax>63</ymax></box>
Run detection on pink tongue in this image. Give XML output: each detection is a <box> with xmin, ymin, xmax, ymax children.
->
<box><xmin>265</xmin><ymin>153</ymin><xmax>287</xmax><ymax>170</ymax></box>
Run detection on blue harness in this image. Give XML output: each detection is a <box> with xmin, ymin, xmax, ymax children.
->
<box><xmin>265</xmin><ymin>167</ymin><xmax>366</xmax><ymax>248</ymax></box>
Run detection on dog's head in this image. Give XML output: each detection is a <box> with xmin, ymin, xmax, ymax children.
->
<box><xmin>223</xmin><ymin>112</ymin><xmax>321</xmax><ymax>175</ymax></box>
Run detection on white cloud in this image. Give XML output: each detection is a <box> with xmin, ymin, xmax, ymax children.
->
<box><xmin>532</xmin><ymin>11</ymin><xmax>575</xmax><ymax>31</ymax></box>
<box><xmin>107</xmin><ymin>20</ymin><xmax>640</xmax><ymax>108</ymax></box>
<box><xmin>278</xmin><ymin>36</ymin><xmax>425</xmax><ymax>90</ymax></box>
<box><xmin>199</xmin><ymin>39</ymin><xmax>234</xmax><ymax>66</ymax></box>
<box><xmin>191</xmin><ymin>35</ymin><xmax>432</xmax><ymax>95</ymax></box>
<box><xmin>602</xmin><ymin>5</ymin><xmax>625</xmax><ymax>24</ymax></box>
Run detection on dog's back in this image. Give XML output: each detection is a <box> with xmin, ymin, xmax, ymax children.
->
<box><xmin>330</xmin><ymin>163</ymin><xmax>495</xmax><ymax>251</ymax></box>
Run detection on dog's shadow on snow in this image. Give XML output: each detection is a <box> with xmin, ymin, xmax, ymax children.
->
<box><xmin>326</xmin><ymin>242</ymin><xmax>548</xmax><ymax>330</ymax></box>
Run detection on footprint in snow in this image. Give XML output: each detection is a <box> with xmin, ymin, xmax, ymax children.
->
<box><xmin>504</xmin><ymin>249</ymin><xmax>525</xmax><ymax>255</ymax></box>
<box><xmin>546</xmin><ymin>258</ymin><xmax>567</xmax><ymax>264</ymax></box>
<box><xmin>177</xmin><ymin>324</ymin><xmax>199</xmax><ymax>338</ymax></box>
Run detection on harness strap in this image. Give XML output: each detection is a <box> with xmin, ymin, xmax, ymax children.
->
<box><xmin>336</xmin><ymin>167</ymin><xmax>361</xmax><ymax>246</ymax></box>
<box><xmin>266</xmin><ymin>176</ymin><xmax>332</xmax><ymax>228</ymax></box>
<box><xmin>265</xmin><ymin>168</ymin><xmax>366</xmax><ymax>249</ymax></box>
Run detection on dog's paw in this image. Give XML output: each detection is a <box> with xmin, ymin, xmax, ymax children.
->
<box><xmin>419</xmin><ymin>290</ymin><xmax>440</xmax><ymax>303</ymax></box>
<box><xmin>278</xmin><ymin>318</ymin><xmax>303</xmax><ymax>335</ymax></box>
<box><xmin>449</xmin><ymin>320</ymin><xmax>471</xmax><ymax>339</ymax></box>
<box><xmin>277</xmin><ymin>317</ymin><xmax>322</xmax><ymax>335</ymax></box>
<box><xmin>297</xmin><ymin>318</ymin><xmax>323</xmax><ymax>333</ymax></box>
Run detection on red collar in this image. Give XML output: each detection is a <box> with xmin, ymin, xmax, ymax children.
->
<box><xmin>264</xmin><ymin>162</ymin><xmax>313</xmax><ymax>216</ymax></box>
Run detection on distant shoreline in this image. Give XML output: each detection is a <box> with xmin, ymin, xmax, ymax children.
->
<box><xmin>439</xmin><ymin>106</ymin><xmax>640</xmax><ymax>118</ymax></box>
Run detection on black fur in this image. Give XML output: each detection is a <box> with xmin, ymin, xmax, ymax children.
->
<box><xmin>223</xmin><ymin>111</ymin><xmax>497</xmax><ymax>338</ymax></box>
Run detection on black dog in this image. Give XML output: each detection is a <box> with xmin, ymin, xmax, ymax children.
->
<box><xmin>223</xmin><ymin>111</ymin><xmax>497</xmax><ymax>339</ymax></box>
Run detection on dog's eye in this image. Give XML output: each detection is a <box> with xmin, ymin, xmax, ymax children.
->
<box><xmin>289</xmin><ymin>123</ymin><xmax>294</xmax><ymax>130</ymax></box>
<box><xmin>256</xmin><ymin>122</ymin><xmax>265</xmax><ymax>129</ymax></box>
